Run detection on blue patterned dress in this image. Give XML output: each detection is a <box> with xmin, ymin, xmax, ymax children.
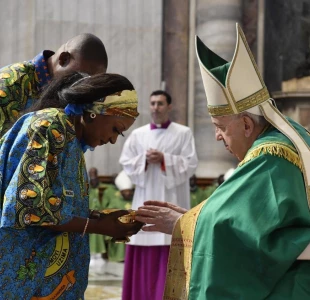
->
<box><xmin>0</xmin><ymin>108</ymin><xmax>89</xmax><ymax>299</ymax></box>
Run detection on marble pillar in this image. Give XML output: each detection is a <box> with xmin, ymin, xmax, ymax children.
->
<box><xmin>163</xmin><ymin>0</ymin><xmax>190</xmax><ymax>125</ymax></box>
<box><xmin>194</xmin><ymin>0</ymin><xmax>242</xmax><ymax>177</ymax></box>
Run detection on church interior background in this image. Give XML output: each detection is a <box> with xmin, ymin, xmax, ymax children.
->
<box><xmin>1</xmin><ymin>0</ymin><xmax>310</xmax><ymax>298</ymax></box>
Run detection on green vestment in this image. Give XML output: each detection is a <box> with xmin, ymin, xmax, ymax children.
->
<box><xmin>188</xmin><ymin>120</ymin><xmax>310</xmax><ymax>299</ymax></box>
<box><xmin>102</xmin><ymin>185</ymin><xmax>132</xmax><ymax>262</ymax></box>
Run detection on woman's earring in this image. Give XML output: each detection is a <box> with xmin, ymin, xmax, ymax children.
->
<box><xmin>90</xmin><ymin>113</ymin><xmax>96</xmax><ymax>119</ymax></box>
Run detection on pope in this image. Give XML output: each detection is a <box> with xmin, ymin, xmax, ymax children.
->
<box><xmin>136</xmin><ymin>24</ymin><xmax>310</xmax><ymax>299</ymax></box>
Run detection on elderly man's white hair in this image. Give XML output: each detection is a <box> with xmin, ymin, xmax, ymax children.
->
<box><xmin>235</xmin><ymin>111</ymin><xmax>268</xmax><ymax>127</ymax></box>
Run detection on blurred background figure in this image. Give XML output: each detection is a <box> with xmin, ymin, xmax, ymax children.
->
<box><xmin>191</xmin><ymin>167</ymin><xmax>236</xmax><ymax>207</ymax></box>
<box><xmin>203</xmin><ymin>177</ymin><xmax>219</xmax><ymax>200</ymax></box>
<box><xmin>203</xmin><ymin>168</ymin><xmax>236</xmax><ymax>200</ymax></box>
<box><xmin>190</xmin><ymin>175</ymin><xmax>208</xmax><ymax>208</ymax></box>
<box><xmin>101</xmin><ymin>170</ymin><xmax>134</xmax><ymax>262</ymax></box>
<box><xmin>88</xmin><ymin>167</ymin><xmax>106</xmax><ymax>272</ymax></box>
<box><xmin>224</xmin><ymin>168</ymin><xmax>235</xmax><ymax>181</ymax></box>
<box><xmin>217</xmin><ymin>174</ymin><xmax>225</xmax><ymax>186</ymax></box>
<box><xmin>119</xmin><ymin>90</ymin><xmax>198</xmax><ymax>300</ymax></box>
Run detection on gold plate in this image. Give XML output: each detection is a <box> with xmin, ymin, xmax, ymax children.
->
<box><xmin>100</xmin><ymin>209</ymin><xmax>136</xmax><ymax>223</ymax></box>
<box><xmin>100</xmin><ymin>209</ymin><xmax>137</xmax><ymax>244</ymax></box>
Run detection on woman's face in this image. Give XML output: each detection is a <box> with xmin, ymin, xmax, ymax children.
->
<box><xmin>80</xmin><ymin>115</ymin><xmax>135</xmax><ymax>148</ymax></box>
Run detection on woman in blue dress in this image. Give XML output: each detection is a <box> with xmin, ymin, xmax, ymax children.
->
<box><xmin>0</xmin><ymin>72</ymin><xmax>141</xmax><ymax>299</ymax></box>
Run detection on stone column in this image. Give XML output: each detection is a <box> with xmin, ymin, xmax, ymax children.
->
<box><xmin>163</xmin><ymin>0</ymin><xmax>190</xmax><ymax>125</ymax></box>
<box><xmin>194</xmin><ymin>0</ymin><xmax>242</xmax><ymax>177</ymax></box>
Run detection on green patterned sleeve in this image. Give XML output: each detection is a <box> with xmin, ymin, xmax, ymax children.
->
<box><xmin>0</xmin><ymin>62</ymin><xmax>39</xmax><ymax>137</ymax></box>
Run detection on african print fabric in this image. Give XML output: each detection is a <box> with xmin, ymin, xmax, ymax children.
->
<box><xmin>31</xmin><ymin>51</ymin><xmax>53</xmax><ymax>90</ymax></box>
<box><xmin>0</xmin><ymin>51</ymin><xmax>52</xmax><ymax>138</ymax></box>
<box><xmin>65</xmin><ymin>89</ymin><xmax>139</xmax><ymax>119</ymax></box>
<box><xmin>0</xmin><ymin>108</ymin><xmax>89</xmax><ymax>299</ymax></box>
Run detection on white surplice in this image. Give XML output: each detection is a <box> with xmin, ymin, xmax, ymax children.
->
<box><xmin>119</xmin><ymin>122</ymin><xmax>198</xmax><ymax>246</ymax></box>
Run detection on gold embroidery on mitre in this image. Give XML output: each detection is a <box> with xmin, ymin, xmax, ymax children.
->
<box><xmin>207</xmin><ymin>104</ymin><xmax>234</xmax><ymax>116</ymax></box>
<box><xmin>163</xmin><ymin>200</ymin><xmax>207</xmax><ymax>300</ymax></box>
<box><xmin>236</xmin><ymin>87</ymin><xmax>270</xmax><ymax>112</ymax></box>
<box><xmin>208</xmin><ymin>87</ymin><xmax>270</xmax><ymax>116</ymax></box>
<box><xmin>238</xmin><ymin>142</ymin><xmax>302</xmax><ymax>171</ymax></box>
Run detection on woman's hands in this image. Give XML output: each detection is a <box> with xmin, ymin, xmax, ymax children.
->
<box><xmin>48</xmin><ymin>202</ymin><xmax>187</xmax><ymax>238</ymax></box>
<box><xmin>135</xmin><ymin>201</ymin><xmax>187</xmax><ymax>235</ymax></box>
<box><xmin>90</xmin><ymin>210</ymin><xmax>144</xmax><ymax>239</ymax></box>
<box><xmin>47</xmin><ymin>210</ymin><xmax>143</xmax><ymax>239</ymax></box>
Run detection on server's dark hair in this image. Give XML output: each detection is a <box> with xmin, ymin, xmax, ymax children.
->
<box><xmin>150</xmin><ymin>90</ymin><xmax>172</xmax><ymax>105</ymax></box>
<box><xmin>28</xmin><ymin>72</ymin><xmax>135</xmax><ymax>112</ymax></box>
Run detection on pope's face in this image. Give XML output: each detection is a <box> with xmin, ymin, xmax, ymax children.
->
<box><xmin>211</xmin><ymin>115</ymin><xmax>250</xmax><ymax>161</ymax></box>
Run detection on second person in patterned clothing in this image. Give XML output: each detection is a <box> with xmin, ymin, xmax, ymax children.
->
<box><xmin>0</xmin><ymin>33</ymin><xmax>108</xmax><ymax>137</ymax></box>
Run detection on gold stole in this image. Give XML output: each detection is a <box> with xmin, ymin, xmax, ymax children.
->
<box><xmin>163</xmin><ymin>200</ymin><xmax>207</xmax><ymax>300</ymax></box>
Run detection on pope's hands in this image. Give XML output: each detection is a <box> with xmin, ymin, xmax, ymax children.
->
<box><xmin>141</xmin><ymin>201</ymin><xmax>188</xmax><ymax>214</ymax></box>
<box><xmin>135</xmin><ymin>201</ymin><xmax>187</xmax><ymax>235</ymax></box>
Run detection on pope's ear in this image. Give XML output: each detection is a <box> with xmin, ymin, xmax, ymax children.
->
<box><xmin>58</xmin><ymin>52</ymin><xmax>71</xmax><ymax>67</ymax></box>
<box><xmin>243</xmin><ymin>115</ymin><xmax>254</xmax><ymax>137</ymax></box>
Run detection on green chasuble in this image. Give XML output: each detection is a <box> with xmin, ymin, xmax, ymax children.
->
<box><xmin>165</xmin><ymin>119</ymin><xmax>310</xmax><ymax>300</ymax></box>
<box><xmin>102</xmin><ymin>185</ymin><xmax>132</xmax><ymax>262</ymax></box>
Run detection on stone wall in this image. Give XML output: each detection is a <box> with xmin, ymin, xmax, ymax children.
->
<box><xmin>264</xmin><ymin>0</ymin><xmax>310</xmax><ymax>92</ymax></box>
<box><xmin>0</xmin><ymin>0</ymin><xmax>163</xmax><ymax>175</ymax></box>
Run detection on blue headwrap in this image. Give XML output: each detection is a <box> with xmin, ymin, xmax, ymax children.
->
<box><xmin>64</xmin><ymin>76</ymin><xmax>139</xmax><ymax>152</ymax></box>
<box><xmin>64</xmin><ymin>104</ymin><xmax>85</xmax><ymax>116</ymax></box>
